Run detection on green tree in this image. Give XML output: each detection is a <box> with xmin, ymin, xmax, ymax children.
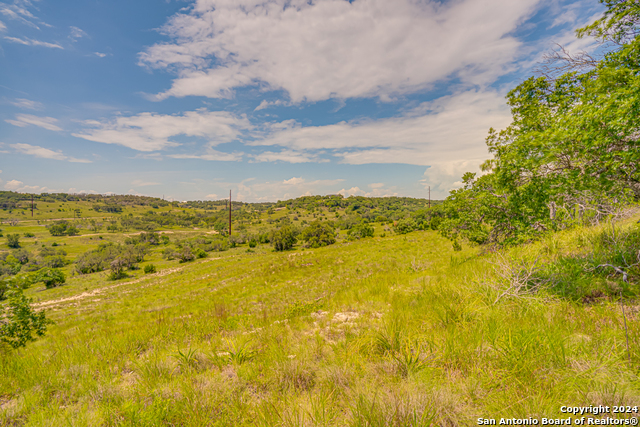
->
<box><xmin>271</xmin><ymin>225</ymin><xmax>297</xmax><ymax>251</ymax></box>
<box><xmin>36</xmin><ymin>268</ymin><xmax>66</xmax><ymax>289</ymax></box>
<box><xmin>394</xmin><ymin>218</ymin><xmax>417</xmax><ymax>235</ymax></box>
<box><xmin>347</xmin><ymin>222</ymin><xmax>374</xmax><ymax>240</ymax></box>
<box><xmin>6</xmin><ymin>234</ymin><xmax>20</xmax><ymax>248</ymax></box>
<box><xmin>301</xmin><ymin>221</ymin><xmax>336</xmax><ymax>248</ymax></box>
<box><xmin>0</xmin><ymin>288</ymin><xmax>51</xmax><ymax>349</ymax></box>
<box><xmin>439</xmin><ymin>0</ymin><xmax>640</xmax><ymax>246</ymax></box>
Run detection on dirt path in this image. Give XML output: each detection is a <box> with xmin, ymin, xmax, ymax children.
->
<box><xmin>34</xmin><ymin>267</ymin><xmax>184</xmax><ymax>309</ymax></box>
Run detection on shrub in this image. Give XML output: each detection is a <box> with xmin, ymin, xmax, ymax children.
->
<box><xmin>271</xmin><ymin>225</ymin><xmax>297</xmax><ymax>251</ymax></box>
<box><xmin>248</xmin><ymin>239</ymin><xmax>257</xmax><ymax>248</ymax></box>
<box><xmin>195</xmin><ymin>248</ymin><xmax>207</xmax><ymax>259</ymax></box>
<box><xmin>163</xmin><ymin>248</ymin><xmax>177</xmax><ymax>260</ymax></box>
<box><xmin>108</xmin><ymin>258</ymin><xmax>127</xmax><ymax>280</ymax></box>
<box><xmin>144</xmin><ymin>264</ymin><xmax>157</xmax><ymax>274</ymax></box>
<box><xmin>394</xmin><ymin>219</ymin><xmax>417</xmax><ymax>235</ymax></box>
<box><xmin>301</xmin><ymin>221</ymin><xmax>336</xmax><ymax>248</ymax></box>
<box><xmin>76</xmin><ymin>243</ymin><xmax>146</xmax><ymax>275</ymax></box>
<box><xmin>348</xmin><ymin>222</ymin><xmax>375</xmax><ymax>240</ymax></box>
<box><xmin>452</xmin><ymin>240</ymin><xmax>462</xmax><ymax>251</ymax></box>
<box><xmin>37</xmin><ymin>268</ymin><xmax>66</xmax><ymax>289</ymax></box>
<box><xmin>0</xmin><ymin>288</ymin><xmax>51</xmax><ymax>349</ymax></box>
<box><xmin>23</xmin><ymin>232</ymin><xmax>35</xmax><ymax>238</ymax></box>
<box><xmin>6</xmin><ymin>234</ymin><xmax>20</xmax><ymax>248</ymax></box>
<box><xmin>47</xmin><ymin>221</ymin><xmax>78</xmax><ymax>236</ymax></box>
<box><xmin>179</xmin><ymin>247</ymin><xmax>195</xmax><ymax>263</ymax></box>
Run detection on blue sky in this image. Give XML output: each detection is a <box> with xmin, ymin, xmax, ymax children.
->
<box><xmin>0</xmin><ymin>0</ymin><xmax>604</xmax><ymax>202</ymax></box>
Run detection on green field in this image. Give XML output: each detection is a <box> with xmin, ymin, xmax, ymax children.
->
<box><xmin>1</xmin><ymin>195</ymin><xmax>639</xmax><ymax>426</ymax></box>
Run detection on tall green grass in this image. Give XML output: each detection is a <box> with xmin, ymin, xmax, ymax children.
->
<box><xmin>1</xmin><ymin>215</ymin><xmax>639</xmax><ymax>426</ymax></box>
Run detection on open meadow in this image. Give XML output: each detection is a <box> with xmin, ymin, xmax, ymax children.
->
<box><xmin>1</xmin><ymin>195</ymin><xmax>639</xmax><ymax>426</ymax></box>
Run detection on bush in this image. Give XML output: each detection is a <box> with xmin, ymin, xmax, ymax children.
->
<box><xmin>271</xmin><ymin>225</ymin><xmax>297</xmax><ymax>251</ymax></box>
<box><xmin>47</xmin><ymin>221</ymin><xmax>78</xmax><ymax>236</ymax></box>
<box><xmin>0</xmin><ymin>279</ymin><xmax>7</xmax><ymax>301</ymax></box>
<box><xmin>23</xmin><ymin>232</ymin><xmax>35</xmax><ymax>238</ymax></box>
<box><xmin>195</xmin><ymin>248</ymin><xmax>207</xmax><ymax>259</ymax></box>
<box><xmin>179</xmin><ymin>247</ymin><xmax>195</xmax><ymax>263</ymax></box>
<box><xmin>76</xmin><ymin>243</ymin><xmax>146</xmax><ymax>275</ymax></box>
<box><xmin>348</xmin><ymin>222</ymin><xmax>375</xmax><ymax>240</ymax></box>
<box><xmin>6</xmin><ymin>234</ymin><xmax>20</xmax><ymax>248</ymax></box>
<box><xmin>0</xmin><ymin>288</ymin><xmax>51</xmax><ymax>349</ymax></box>
<box><xmin>36</xmin><ymin>268</ymin><xmax>66</xmax><ymax>289</ymax></box>
<box><xmin>301</xmin><ymin>221</ymin><xmax>336</xmax><ymax>248</ymax></box>
<box><xmin>163</xmin><ymin>248</ymin><xmax>177</xmax><ymax>260</ymax></box>
<box><xmin>108</xmin><ymin>258</ymin><xmax>127</xmax><ymax>280</ymax></box>
<box><xmin>248</xmin><ymin>239</ymin><xmax>257</xmax><ymax>248</ymax></box>
<box><xmin>144</xmin><ymin>264</ymin><xmax>157</xmax><ymax>274</ymax></box>
<box><xmin>394</xmin><ymin>219</ymin><xmax>417</xmax><ymax>235</ymax></box>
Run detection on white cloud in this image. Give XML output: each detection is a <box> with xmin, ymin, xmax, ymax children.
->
<box><xmin>255</xmin><ymin>89</ymin><xmax>510</xmax><ymax>162</ymax></box>
<box><xmin>228</xmin><ymin>177</ymin><xmax>345</xmax><ymax>202</ymax></box>
<box><xmin>67</xmin><ymin>188</ymin><xmax>99</xmax><ymax>194</ymax></box>
<box><xmin>168</xmin><ymin>149</ymin><xmax>243</xmax><ymax>162</ymax></box>
<box><xmin>3</xmin><ymin>36</ymin><xmax>63</xmax><ymax>49</ymax></box>
<box><xmin>69</xmin><ymin>26</ymin><xmax>87</xmax><ymax>41</ymax></box>
<box><xmin>0</xmin><ymin>20</ymin><xmax>6</xmax><ymax>32</ymax></box>
<box><xmin>4</xmin><ymin>179</ymin><xmax>23</xmax><ymax>190</ymax></box>
<box><xmin>9</xmin><ymin>98</ymin><xmax>44</xmax><ymax>110</ymax></box>
<box><xmin>11</xmin><ymin>143</ymin><xmax>92</xmax><ymax>163</ymax></box>
<box><xmin>0</xmin><ymin>3</ymin><xmax>39</xmax><ymax>29</ymax></box>
<box><xmin>4</xmin><ymin>179</ymin><xmax>56</xmax><ymax>193</ymax></box>
<box><xmin>94</xmin><ymin>52</ymin><xmax>107</xmax><ymax>58</ymax></box>
<box><xmin>338</xmin><ymin>187</ymin><xmax>364</xmax><ymax>197</ymax></box>
<box><xmin>338</xmin><ymin>185</ymin><xmax>398</xmax><ymax>198</ymax></box>
<box><xmin>140</xmin><ymin>0</ymin><xmax>541</xmax><ymax>102</ymax></box>
<box><xmin>5</xmin><ymin>114</ymin><xmax>62</xmax><ymax>131</ymax></box>
<box><xmin>73</xmin><ymin>109</ymin><xmax>252</xmax><ymax>152</ymax></box>
<box><xmin>205</xmin><ymin>193</ymin><xmax>218</xmax><ymax>199</ymax></box>
<box><xmin>249</xmin><ymin>149</ymin><xmax>319</xmax><ymax>164</ymax></box>
<box><xmin>254</xmin><ymin>99</ymin><xmax>291</xmax><ymax>111</ymax></box>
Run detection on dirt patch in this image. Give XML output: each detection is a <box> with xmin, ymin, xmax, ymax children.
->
<box><xmin>34</xmin><ymin>267</ymin><xmax>183</xmax><ymax>309</ymax></box>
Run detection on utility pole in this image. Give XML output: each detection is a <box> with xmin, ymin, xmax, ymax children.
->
<box><xmin>31</xmin><ymin>194</ymin><xmax>34</xmax><ymax>217</ymax></box>
<box><xmin>428</xmin><ymin>186</ymin><xmax>431</xmax><ymax>209</ymax></box>
<box><xmin>229</xmin><ymin>190</ymin><xmax>232</xmax><ymax>236</ymax></box>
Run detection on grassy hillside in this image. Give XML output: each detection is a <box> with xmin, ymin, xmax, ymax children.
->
<box><xmin>1</xmin><ymin>199</ymin><xmax>639</xmax><ymax>425</ymax></box>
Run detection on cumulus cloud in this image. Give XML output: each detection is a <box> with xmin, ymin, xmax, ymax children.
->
<box><xmin>9</xmin><ymin>98</ymin><xmax>44</xmax><ymax>110</ymax></box>
<box><xmin>3</xmin><ymin>36</ymin><xmax>63</xmax><ymax>49</ymax></box>
<box><xmin>338</xmin><ymin>184</ymin><xmax>398</xmax><ymax>198</ymax></box>
<box><xmin>71</xmin><ymin>87</ymin><xmax>509</xmax><ymax>194</ymax></box>
<box><xmin>11</xmin><ymin>143</ymin><xmax>92</xmax><ymax>163</ymax></box>
<box><xmin>140</xmin><ymin>0</ymin><xmax>541</xmax><ymax>102</ymax></box>
<box><xmin>72</xmin><ymin>109</ymin><xmax>251</xmax><ymax>152</ymax></box>
<box><xmin>254</xmin><ymin>90</ymin><xmax>511</xmax><ymax>188</ymax></box>
<box><xmin>4</xmin><ymin>179</ymin><xmax>56</xmax><ymax>193</ymax></box>
<box><xmin>5</xmin><ymin>114</ymin><xmax>62</xmax><ymax>131</ymax></box>
<box><xmin>230</xmin><ymin>177</ymin><xmax>345</xmax><ymax>202</ymax></box>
